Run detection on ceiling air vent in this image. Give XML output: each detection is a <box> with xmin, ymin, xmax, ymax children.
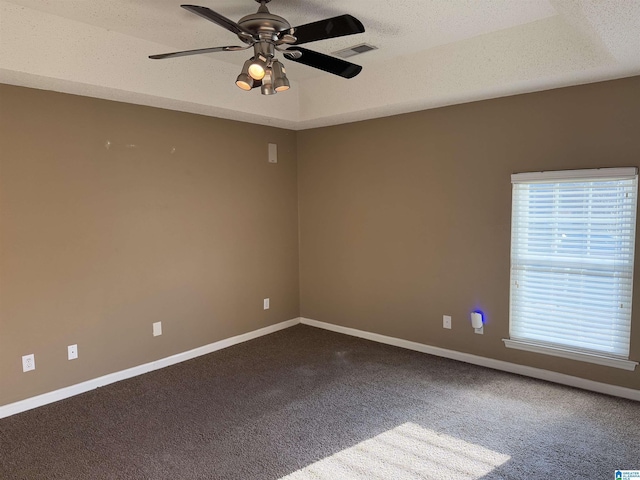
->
<box><xmin>333</xmin><ymin>43</ymin><xmax>377</xmax><ymax>59</ymax></box>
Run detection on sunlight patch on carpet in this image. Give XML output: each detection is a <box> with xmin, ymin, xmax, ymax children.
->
<box><xmin>280</xmin><ymin>422</ymin><xmax>511</xmax><ymax>480</ymax></box>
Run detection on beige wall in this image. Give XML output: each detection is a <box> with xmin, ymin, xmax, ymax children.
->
<box><xmin>2</xmin><ymin>77</ymin><xmax>639</xmax><ymax>408</ymax></box>
<box><xmin>0</xmin><ymin>85</ymin><xmax>300</xmax><ymax>405</ymax></box>
<box><xmin>298</xmin><ymin>76</ymin><xmax>640</xmax><ymax>390</ymax></box>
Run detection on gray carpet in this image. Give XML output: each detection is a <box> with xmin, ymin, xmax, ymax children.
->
<box><xmin>1</xmin><ymin>324</ymin><xmax>638</xmax><ymax>479</ymax></box>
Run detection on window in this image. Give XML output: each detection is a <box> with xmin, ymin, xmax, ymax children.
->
<box><xmin>504</xmin><ymin>168</ymin><xmax>639</xmax><ymax>371</ymax></box>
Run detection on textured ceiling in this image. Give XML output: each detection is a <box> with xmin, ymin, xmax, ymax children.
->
<box><xmin>1</xmin><ymin>0</ymin><xmax>639</xmax><ymax>129</ymax></box>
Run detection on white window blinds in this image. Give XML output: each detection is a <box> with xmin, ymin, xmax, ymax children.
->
<box><xmin>509</xmin><ymin>168</ymin><xmax>638</xmax><ymax>361</ymax></box>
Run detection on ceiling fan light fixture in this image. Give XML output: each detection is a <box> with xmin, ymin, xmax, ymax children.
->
<box><xmin>271</xmin><ymin>60</ymin><xmax>290</xmax><ymax>92</ymax></box>
<box><xmin>248</xmin><ymin>55</ymin><xmax>268</xmax><ymax>80</ymax></box>
<box><xmin>151</xmin><ymin>4</ymin><xmax>366</xmax><ymax>95</ymax></box>
<box><xmin>236</xmin><ymin>59</ymin><xmax>255</xmax><ymax>90</ymax></box>
<box><xmin>261</xmin><ymin>70</ymin><xmax>276</xmax><ymax>95</ymax></box>
<box><xmin>274</xmin><ymin>77</ymin><xmax>289</xmax><ymax>93</ymax></box>
<box><xmin>235</xmin><ymin>73</ymin><xmax>254</xmax><ymax>91</ymax></box>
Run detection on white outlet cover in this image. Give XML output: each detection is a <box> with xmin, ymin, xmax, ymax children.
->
<box><xmin>153</xmin><ymin>321</ymin><xmax>162</xmax><ymax>336</ymax></box>
<box><xmin>68</xmin><ymin>344</ymin><xmax>78</xmax><ymax>360</ymax></box>
<box><xmin>263</xmin><ymin>298</ymin><xmax>270</xmax><ymax>310</ymax></box>
<box><xmin>22</xmin><ymin>354</ymin><xmax>35</xmax><ymax>372</ymax></box>
<box><xmin>443</xmin><ymin>315</ymin><xmax>452</xmax><ymax>329</ymax></box>
<box><xmin>474</xmin><ymin>326</ymin><xmax>484</xmax><ymax>335</ymax></box>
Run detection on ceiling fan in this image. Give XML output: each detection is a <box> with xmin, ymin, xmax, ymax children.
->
<box><xmin>149</xmin><ymin>0</ymin><xmax>365</xmax><ymax>95</ymax></box>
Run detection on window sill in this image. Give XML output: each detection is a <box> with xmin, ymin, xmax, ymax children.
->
<box><xmin>502</xmin><ymin>339</ymin><xmax>638</xmax><ymax>371</ymax></box>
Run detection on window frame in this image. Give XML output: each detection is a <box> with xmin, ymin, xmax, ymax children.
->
<box><xmin>503</xmin><ymin>167</ymin><xmax>639</xmax><ymax>371</ymax></box>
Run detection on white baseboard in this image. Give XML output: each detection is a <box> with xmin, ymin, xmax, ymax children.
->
<box><xmin>0</xmin><ymin>318</ymin><xmax>301</xmax><ymax>419</ymax></box>
<box><xmin>3</xmin><ymin>315</ymin><xmax>637</xmax><ymax>419</ymax></box>
<box><xmin>300</xmin><ymin>318</ymin><xmax>640</xmax><ymax>402</ymax></box>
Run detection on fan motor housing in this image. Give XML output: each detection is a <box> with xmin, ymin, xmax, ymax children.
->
<box><xmin>238</xmin><ymin>12</ymin><xmax>291</xmax><ymax>35</ymax></box>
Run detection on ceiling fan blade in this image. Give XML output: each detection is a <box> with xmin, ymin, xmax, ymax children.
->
<box><xmin>149</xmin><ymin>45</ymin><xmax>248</xmax><ymax>60</ymax></box>
<box><xmin>181</xmin><ymin>5</ymin><xmax>254</xmax><ymax>41</ymax></box>
<box><xmin>283</xmin><ymin>47</ymin><xmax>362</xmax><ymax>79</ymax></box>
<box><xmin>290</xmin><ymin>14</ymin><xmax>365</xmax><ymax>45</ymax></box>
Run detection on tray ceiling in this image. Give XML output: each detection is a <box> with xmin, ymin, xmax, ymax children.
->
<box><xmin>1</xmin><ymin>0</ymin><xmax>639</xmax><ymax>129</ymax></box>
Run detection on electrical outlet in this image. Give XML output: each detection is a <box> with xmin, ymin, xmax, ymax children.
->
<box><xmin>474</xmin><ymin>326</ymin><xmax>484</xmax><ymax>335</ymax></box>
<box><xmin>443</xmin><ymin>315</ymin><xmax>452</xmax><ymax>329</ymax></box>
<box><xmin>263</xmin><ymin>298</ymin><xmax>270</xmax><ymax>310</ymax></box>
<box><xmin>153</xmin><ymin>321</ymin><xmax>162</xmax><ymax>337</ymax></box>
<box><xmin>68</xmin><ymin>344</ymin><xmax>78</xmax><ymax>360</ymax></box>
<box><xmin>22</xmin><ymin>354</ymin><xmax>35</xmax><ymax>372</ymax></box>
